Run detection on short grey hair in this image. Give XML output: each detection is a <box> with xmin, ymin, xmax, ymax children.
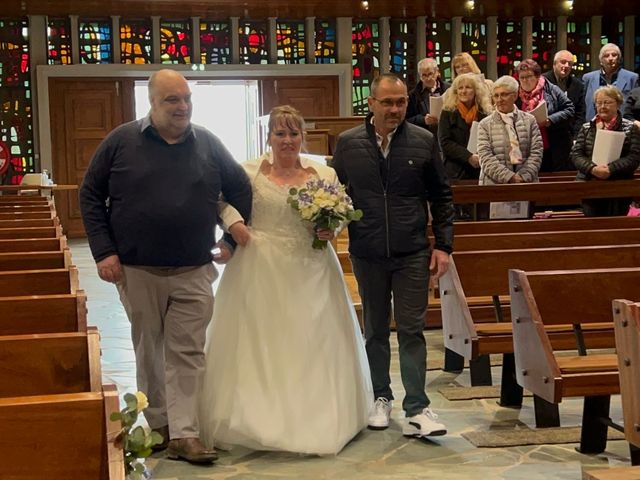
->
<box><xmin>599</xmin><ymin>43</ymin><xmax>622</xmax><ymax>63</ymax></box>
<box><xmin>418</xmin><ymin>58</ymin><xmax>439</xmax><ymax>73</ymax></box>
<box><xmin>593</xmin><ymin>85</ymin><xmax>624</xmax><ymax>106</ymax></box>
<box><xmin>553</xmin><ymin>50</ymin><xmax>574</xmax><ymax>63</ymax></box>
<box><xmin>492</xmin><ymin>75</ymin><xmax>519</xmax><ymax>94</ymax></box>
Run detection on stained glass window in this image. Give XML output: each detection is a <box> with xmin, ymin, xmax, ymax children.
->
<box><xmin>389</xmin><ymin>19</ymin><xmax>416</xmax><ymax>87</ymax></box>
<box><xmin>425</xmin><ymin>20</ymin><xmax>452</xmax><ymax>82</ymax></box>
<box><xmin>238</xmin><ymin>21</ymin><xmax>268</xmax><ymax>65</ymax></box>
<box><xmin>461</xmin><ymin>21</ymin><xmax>487</xmax><ymax>74</ymax></box>
<box><xmin>0</xmin><ymin>18</ymin><xmax>33</xmax><ymax>184</ymax></box>
<box><xmin>78</xmin><ymin>19</ymin><xmax>112</xmax><ymax>64</ymax></box>
<box><xmin>600</xmin><ymin>17</ymin><xmax>624</xmax><ymax>50</ymax></box>
<box><xmin>120</xmin><ymin>18</ymin><xmax>152</xmax><ymax>64</ymax></box>
<box><xmin>200</xmin><ymin>20</ymin><xmax>231</xmax><ymax>64</ymax></box>
<box><xmin>532</xmin><ymin>19</ymin><xmax>556</xmax><ymax>73</ymax></box>
<box><xmin>47</xmin><ymin>17</ymin><xmax>72</xmax><ymax>65</ymax></box>
<box><xmin>276</xmin><ymin>21</ymin><xmax>305</xmax><ymax>64</ymax></box>
<box><xmin>352</xmin><ymin>21</ymin><xmax>380</xmax><ymax>115</ymax></box>
<box><xmin>567</xmin><ymin>18</ymin><xmax>590</xmax><ymax>74</ymax></box>
<box><xmin>315</xmin><ymin>19</ymin><xmax>336</xmax><ymax>64</ymax></box>
<box><xmin>497</xmin><ymin>21</ymin><xmax>522</xmax><ymax>77</ymax></box>
<box><xmin>160</xmin><ymin>20</ymin><xmax>191</xmax><ymax>64</ymax></box>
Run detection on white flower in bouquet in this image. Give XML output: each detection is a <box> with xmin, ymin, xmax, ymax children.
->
<box><xmin>287</xmin><ymin>178</ymin><xmax>362</xmax><ymax>249</ymax></box>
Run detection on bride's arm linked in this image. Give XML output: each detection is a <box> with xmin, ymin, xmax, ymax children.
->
<box><xmin>217</xmin><ymin>199</ymin><xmax>251</xmax><ymax>247</ymax></box>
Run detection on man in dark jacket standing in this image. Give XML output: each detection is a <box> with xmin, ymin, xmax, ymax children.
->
<box><xmin>79</xmin><ymin>69</ymin><xmax>252</xmax><ymax>464</ymax></box>
<box><xmin>406</xmin><ymin>58</ymin><xmax>450</xmax><ymax>136</ymax></box>
<box><xmin>333</xmin><ymin>73</ymin><xmax>454</xmax><ymax>440</ymax></box>
<box><xmin>543</xmin><ymin>50</ymin><xmax>586</xmax><ymax>138</ymax></box>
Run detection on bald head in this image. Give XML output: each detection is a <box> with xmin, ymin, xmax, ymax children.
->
<box><xmin>552</xmin><ymin>50</ymin><xmax>575</xmax><ymax>80</ymax></box>
<box><xmin>148</xmin><ymin>69</ymin><xmax>192</xmax><ymax>142</ymax></box>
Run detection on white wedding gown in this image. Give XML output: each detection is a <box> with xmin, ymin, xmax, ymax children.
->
<box><xmin>200</xmin><ymin>172</ymin><xmax>373</xmax><ymax>455</ymax></box>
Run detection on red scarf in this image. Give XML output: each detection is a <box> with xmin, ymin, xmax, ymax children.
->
<box><xmin>595</xmin><ymin>114</ymin><xmax>619</xmax><ymax>131</ymax></box>
<box><xmin>519</xmin><ymin>76</ymin><xmax>548</xmax><ymax>148</ymax></box>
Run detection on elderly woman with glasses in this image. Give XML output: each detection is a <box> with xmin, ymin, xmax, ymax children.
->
<box><xmin>571</xmin><ymin>85</ymin><xmax>640</xmax><ymax>216</ymax></box>
<box><xmin>477</xmin><ymin>75</ymin><xmax>543</xmax><ymax>185</ymax></box>
<box><xmin>515</xmin><ymin>59</ymin><xmax>575</xmax><ymax>172</ymax></box>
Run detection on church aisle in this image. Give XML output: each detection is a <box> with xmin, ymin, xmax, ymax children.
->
<box><xmin>70</xmin><ymin>239</ymin><xmax>631</xmax><ymax>480</ymax></box>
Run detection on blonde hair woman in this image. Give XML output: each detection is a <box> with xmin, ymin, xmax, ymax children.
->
<box><xmin>451</xmin><ymin>52</ymin><xmax>482</xmax><ymax>79</ymax></box>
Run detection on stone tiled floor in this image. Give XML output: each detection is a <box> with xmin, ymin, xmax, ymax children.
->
<box><xmin>70</xmin><ymin>239</ymin><xmax>632</xmax><ymax>479</ymax></box>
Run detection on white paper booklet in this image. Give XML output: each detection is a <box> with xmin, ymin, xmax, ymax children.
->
<box><xmin>429</xmin><ymin>95</ymin><xmax>444</xmax><ymax>119</ymax></box>
<box><xmin>592</xmin><ymin>128</ymin><xmax>626</xmax><ymax>166</ymax></box>
<box><xmin>489</xmin><ymin>201</ymin><xmax>530</xmax><ymax>220</ymax></box>
<box><xmin>529</xmin><ymin>100</ymin><xmax>548</xmax><ymax>123</ymax></box>
<box><xmin>467</xmin><ymin>121</ymin><xmax>479</xmax><ymax>154</ymax></box>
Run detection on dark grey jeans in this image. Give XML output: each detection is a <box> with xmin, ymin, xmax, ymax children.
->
<box><xmin>351</xmin><ymin>249</ymin><xmax>431</xmax><ymax>416</ymax></box>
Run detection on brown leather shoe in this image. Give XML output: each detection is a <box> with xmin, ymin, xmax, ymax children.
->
<box><xmin>151</xmin><ymin>425</ymin><xmax>169</xmax><ymax>452</ymax></box>
<box><xmin>167</xmin><ymin>437</ymin><xmax>217</xmax><ymax>464</ymax></box>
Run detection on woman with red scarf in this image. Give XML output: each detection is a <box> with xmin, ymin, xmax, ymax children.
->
<box><xmin>571</xmin><ymin>85</ymin><xmax>640</xmax><ymax>216</ymax></box>
<box><xmin>516</xmin><ymin>59</ymin><xmax>575</xmax><ymax>172</ymax></box>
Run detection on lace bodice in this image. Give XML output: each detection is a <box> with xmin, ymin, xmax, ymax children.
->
<box><xmin>250</xmin><ymin>173</ymin><xmax>319</xmax><ymax>255</ymax></box>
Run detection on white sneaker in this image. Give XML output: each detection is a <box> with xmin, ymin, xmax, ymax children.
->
<box><xmin>403</xmin><ymin>407</ymin><xmax>447</xmax><ymax>437</ymax></box>
<box><xmin>368</xmin><ymin>397</ymin><xmax>392</xmax><ymax>430</ymax></box>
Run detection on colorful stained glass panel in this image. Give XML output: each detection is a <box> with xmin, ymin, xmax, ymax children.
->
<box><xmin>79</xmin><ymin>19</ymin><xmax>112</xmax><ymax>64</ymax></box>
<box><xmin>315</xmin><ymin>19</ymin><xmax>336</xmax><ymax>64</ymax></box>
<box><xmin>47</xmin><ymin>17</ymin><xmax>72</xmax><ymax>65</ymax></box>
<box><xmin>200</xmin><ymin>21</ymin><xmax>231</xmax><ymax>64</ymax></box>
<box><xmin>532</xmin><ymin>19</ymin><xmax>556</xmax><ymax>73</ymax></box>
<box><xmin>389</xmin><ymin>19</ymin><xmax>416</xmax><ymax>87</ymax></box>
<box><xmin>238</xmin><ymin>21</ymin><xmax>268</xmax><ymax>65</ymax></box>
<box><xmin>567</xmin><ymin>18</ymin><xmax>590</xmax><ymax>74</ymax></box>
<box><xmin>120</xmin><ymin>19</ymin><xmax>152</xmax><ymax>64</ymax></box>
<box><xmin>425</xmin><ymin>21</ymin><xmax>452</xmax><ymax>82</ymax></box>
<box><xmin>160</xmin><ymin>20</ymin><xmax>191</xmax><ymax>64</ymax></box>
<box><xmin>461</xmin><ymin>21</ymin><xmax>487</xmax><ymax>74</ymax></box>
<box><xmin>352</xmin><ymin>21</ymin><xmax>380</xmax><ymax>115</ymax></box>
<box><xmin>276</xmin><ymin>21</ymin><xmax>305</xmax><ymax>64</ymax></box>
<box><xmin>497</xmin><ymin>21</ymin><xmax>522</xmax><ymax>77</ymax></box>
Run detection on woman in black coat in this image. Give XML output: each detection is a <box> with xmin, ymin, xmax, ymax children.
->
<box><xmin>571</xmin><ymin>85</ymin><xmax>640</xmax><ymax>216</ymax></box>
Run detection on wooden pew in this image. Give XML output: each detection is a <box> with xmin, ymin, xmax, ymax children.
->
<box><xmin>510</xmin><ymin>268</ymin><xmax>640</xmax><ymax>454</ymax></box>
<box><xmin>0</xmin><ymin>210</ymin><xmax>56</xmax><ymax>220</ymax></box>
<box><xmin>452</xmin><ymin>215</ymin><xmax>640</xmax><ymax>236</ymax></box>
<box><xmin>0</xmin><ymin>225</ymin><xmax>62</xmax><ymax>239</ymax></box>
<box><xmin>0</xmin><ymin>236</ymin><xmax>67</xmax><ymax>253</ymax></box>
<box><xmin>0</xmin><ymin>217</ymin><xmax>59</xmax><ymax>228</ymax></box>
<box><xmin>0</xmin><ymin>204</ymin><xmax>54</xmax><ymax>213</ymax></box>
<box><xmin>613</xmin><ymin>300</ymin><xmax>640</xmax><ymax>457</ymax></box>
<box><xmin>0</xmin><ymin>291</ymin><xmax>87</xmax><ymax>335</ymax></box>
<box><xmin>0</xmin><ymin>194</ymin><xmax>49</xmax><ymax>204</ymax></box>
<box><xmin>0</xmin><ymin>248</ymin><xmax>71</xmax><ymax>271</ymax></box>
<box><xmin>0</xmin><ymin>328</ymin><xmax>124</xmax><ymax>478</ymax></box>
<box><xmin>439</xmin><ymin>245</ymin><xmax>640</xmax><ymax>405</ymax></box>
<box><xmin>0</xmin><ymin>266</ymin><xmax>78</xmax><ymax>296</ymax></box>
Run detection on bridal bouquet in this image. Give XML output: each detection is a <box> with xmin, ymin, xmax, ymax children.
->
<box><xmin>287</xmin><ymin>178</ymin><xmax>362</xmax><ymax>249</ymax></box>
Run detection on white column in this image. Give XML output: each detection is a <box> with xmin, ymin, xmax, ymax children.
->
<box><xmin>380</xmin><ymin>17</ymin><xmax>390</xmax><ymax>73</ymax></box>
<box><xmin>336</xmin><ymin>17</ymin><xmax>352</xmax><ymax>65</ymax></box>
<box><xmin>151</xmin><ymin>16</ymin><xmax>161</xmax><ymax>63</ymax></box>
<box><xmin>416</xmin><ymin>16</ymin><xmax>426</xmax><ymax>62</ymax></box>
<box><xmin>522</xmin><ymin>17</ymin><xmax>533</xmax><ymax>60</ymax></box>
<box><xmin>28</xmin><ymin>15</ymin><xmax>47</xmax><ymax>169</ymax></box>
<box><xmin>70</xmin><ymin>15</ymin><xmax>80</xmax><ymax>64</ymax></box>
<box><xmin>305</xmin><ymin>17</ymin><xmax>316</xmax><ymax>64</ymax></box>
<box><xmin>590</xmin><ymin>16</ymin><xmax>602</xmax><ymax>71</ymax></box>
<box><xmin>268</xmin><ymin>17</ymin><xmax>277</xmax><ymax>64</ymax></box>
<box><xmin>451</xmin><ymin>17</ymin><xmax>462</xmax><ymax>55</ymax></box>
<box><xmin>557</xmin><ymin>16</ymin><xmax>568</xmax><ymax>51</ymax></box>
<box><xmin>230</xmin><ymin>17</ymin><xmax>240</xmax><ymax>64</ymax></box>
<box><xmin>191</xmin><ymin>17</ymin><xmax>200</xmax><ymax>64</ymax></box>
<box><xmin>486</xmin><ymin>16</ymin><xmax>497</xmax><ymax>80</ymax></box>
<box><xmin>623</xmin><ymin>16</ymin><xmax>634</xmax><ymax>70</ymax></box>
<box><xmin>111</xmin><ymin>16</ymin><xmax>120</xmax><ymax>63</ymax></box>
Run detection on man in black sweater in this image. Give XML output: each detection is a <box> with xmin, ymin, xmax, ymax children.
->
<box><xmin>79</xmin><ymin>69</ymin><xmax>252</xmax><ymax>464</ymax></box>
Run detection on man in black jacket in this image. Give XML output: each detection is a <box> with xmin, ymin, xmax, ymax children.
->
<box><xmin>333</xmin><ymin>73</ymin><xmax>454</xmax><ymax>440</ymax></box>
<box><xmin>543</xmin><ymin>49</ymin><xmax>586</xmax><ymax>138</ymax></box>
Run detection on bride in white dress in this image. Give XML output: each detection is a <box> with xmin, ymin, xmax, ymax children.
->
<box><xmin>199</xmin><ymin>105</ymin><xmax>373</xmax><ymax>455</ymax></box>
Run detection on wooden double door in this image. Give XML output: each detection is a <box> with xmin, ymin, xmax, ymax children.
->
<box><xmin>48</xmin><ymin>75</ymin><xmax>339</xmax><ymax>238</ymax></box>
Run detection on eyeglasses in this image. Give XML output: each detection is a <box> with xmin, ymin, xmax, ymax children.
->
<box><xmin>595</xmin><ymin>100</ymin><xmax>617</xmax><ymax>107</ymax></box>
<box><xmin>492</xmin><ymin>92</ymin><xmax>515</xmax><ymax>100</ymax></box>
<box><xmin>519</xmin><ymin>74</ymin><xmax>536</xmax><ymax>81</ymax></box>
<box><xmin>373</xmin><ymin>97</ymin><xmax>408</xmax><ymax>108</ymax></box>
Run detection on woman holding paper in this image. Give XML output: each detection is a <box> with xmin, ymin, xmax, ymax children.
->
<box><xmin>439</xmin><ymin>73</ymin><xmax>492</xmax><ymax>182</ymax></box>
<box><xmin>515</xmin><ymin>59</ymin><xmax>575</xmax><ymax>172</ymax></box>
<box><xmin>571</xmin><ymin>85</ymin><xmax>640</xmax><ymax>217</ymax></box>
